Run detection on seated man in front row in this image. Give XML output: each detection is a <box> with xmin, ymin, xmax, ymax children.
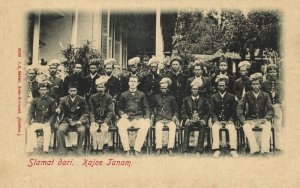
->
<box><xmin>181</xmin><ymin>79</ymin><xmax>209</xmax><ymax>154</ymax></box>
<box><xmin>209</xmin><ymin>75</ymin><xmax>238</xmax><ymax>158</ymax></box>
<box><xmin>152</xmin><ymin>77</ymin><xmax>179</xmax><ymax>156</ymax></box>
<box><xmin>117</xmin><ymin>75</ymin><xmax>151</xmax><ymax>156</ymax></box>
<box><xmin>25</xmin><ymin>81</ymin><xmax>56</xmax><ymax>154</ymax></box>
<box><xmin>55</xmin><ymin>84</ymin><xmax>89</xmax><ymax>155</ymax></box>
<box><xmin>237</xmin><ymin>73</ymin><xmax>274</xmax><ymax>155</ymax></box>
<box><xmin>89</xmin><ymin>77</ymin><xmax>114</xmax><ymax>154</ymax></box>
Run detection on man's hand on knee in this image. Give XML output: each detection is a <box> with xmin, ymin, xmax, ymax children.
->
<box><xmin>200</xmin><ymin>119</ymin><xmax>206</xmax><ymax>126</ymax></box>
<box><xmin>226</xmin><ymin>121</ymin><xmax>234</xmax><ymax>126</ymax></box>
<box><xmin>121</xmin><ymin>114</ymin><xmax>129</xmax><ymax>119</ymax></box>
<box><xmin>90</xmin><ymin>122</ymin><xmax>99</xmax><ymax>133</ymax></box>
<box><xmin>185</xmin><ymin>119</ymin><xmax>192</xmax><ymax>126</ymax></box>
<box><xmin>100</xmin><ymin>123</ymin><xmax>109</xmax><ymax>133</ymax></box>
<box><xmin>172</xmin><ymin>116</ymin><xmax>179</xmax><ymax>125</ymax></box>
<box><xmin>260</xmin><ymin>119</ymin><xmax>267</xmax><ymax>124</ymax></box>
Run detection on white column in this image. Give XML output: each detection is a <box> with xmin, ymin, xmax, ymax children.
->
<box><xmin>111</xmin><ymin>16</ymin><xmax>115</xmax><ymax>58</ymax></box>
<box><xmin>32</xmin><ymin>12</ymin><xmax>40</xmax><ymax>66</ymax></box>
<box><xmin>71</xmin><ymin>9</ymin><xmax>79</xmax><ymax>47</ymax></box>
<box><xmin>92</xmin><ymin>10</ymin><xmax>101</xmax><ymax>50</ymax></box>
<box><xmin>119</xmin><ymin>22</ymin><xmax>123</xmax><ymax>65</ymax></box>
<box><xmin>107</xmin><ymin>9</ymin><xmax>111</xmax><ymax>58</ymax></box>
<box><xmin>123</xmin><ymin>37</ymin><xmax>127</xmax><ymax>68</ymax></box>
<box><xmin>98</xmin><ymin>9</ymin><xmax>102</xmax><ymax>51</ymax></box>
<box><xmin>155</xmin><ymin>7</ymin><xmax>164</xmax><ymax>66</ymax></box>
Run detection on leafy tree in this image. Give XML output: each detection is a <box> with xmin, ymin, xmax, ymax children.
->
<box><xmin>172</xmin><ymin>9</ymin><xmax>281</xmax><ymax>62</ymax></box>
<box><xmin>61</xmin><ymin>40</ymin><xmax>103</xmax><ymax>76</ymax></box>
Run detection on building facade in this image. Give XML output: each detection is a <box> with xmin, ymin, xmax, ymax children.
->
<box><xmin>26</xmin><ymin>9</ymin><xmax>176</xmax><ymax>67</ymax></box>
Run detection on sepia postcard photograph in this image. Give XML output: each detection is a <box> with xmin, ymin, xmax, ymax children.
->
<box><xmin>1</xmin><ymin>0</ymin><xmax>300</xmax><ymax>187</ymax></box>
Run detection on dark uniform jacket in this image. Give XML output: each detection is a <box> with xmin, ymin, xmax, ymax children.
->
<box><xmin>234</xmin><ymin>76</ymin><xmax>252</xmax><ymax>100</ymax></box>
<box><xmin>89</xmin><ymin>93</ymin><xmax>114</xmax><ymax>124</ymax></box>
<box><xmin>58</xmin><ymin>95</ymin><xmax>89</xmax><ymax>124</ymax></box>
<box><xmin>118</xmin><ymin>90</ymin><xmax>150</xmax><ymax>120</ymax></box>
<box><xmin>152</xmin><ymin>93</ymin><xmax>178</xmax><ymax>122</ymax></box>
<box><xmin>211</xmin><ymin>72</ymin><xmax>235</xmax><ymax>94</ymax></box>
<box><xmin>28</xmin><ymin>96</ymin><xmax>56</xmax><ymax>126</ymax></box>
<box><xmin>236</xmin><ymin>91</ymin><xmax>274</xmax><ymax>123</ymax></box>
<box><xmin>181</xmin><ymin>96</ymin><xmax>209</xmax><ymax>122</ymax></box>
<box><xmin>139</xmin><ymin>72</ymin><xmax>162</xmax><ymax>98</ymax></box>
<box><xmin>209</xmin><ymin>92</ymin><xmax>236</xmax><ymax>123</ymax></box>
<box><xmin>105</xmin><ymin>75</ymin><xmax>120</xmax><ymax>99</ymax></box>
<box><xmin>261</xmin><ymin>79</ymin><xmax>282</xmax><ymax>104</ymax></box>
<box><xmin>26</xmin><ymin>80</ymin><xmax>40</xmax><ymax>99</ymax></box>
<box><xmin>185</xmin><ymin>76</ymin><xmax>211</xmax><ymax>99</ymax></box>
<box><xmin>165</xmin><ymin>71</ymin><xmax>187</xmax><ymax>107</ymax></box>
<box><xmin>84</xmin><ymin>73</ymin><xmax>100</xmax><ymax>98</ymax></box>
<box><xmin>63</xmin><ymin>74</ymin><xmax>86</xmax><ymax>97</ymax></box>
<box><xmin>49</xmin><ymin>76</ymin><xmax>64</xmax><ymax>102</ymax></box>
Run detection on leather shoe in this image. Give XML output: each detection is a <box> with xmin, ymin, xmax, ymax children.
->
<box><xmin>168</xmin><ymin>149</ymin><xmax>173</xmax><ymax>156</ymax></box>
<box><xmin>57</xmin><ymin>149</ymin><xmax>67</xmax><ymax>156</ymax></box>
<box><xmin>213</xmin><ymin>150</ymin><xmax>221</xmax><ymax>158</ymax></box>
<box><xmin>230</xmin><ymin>150</ymin><xmax>239</xmax><ymax>158</ymax></box>
<box><xmin>156</xmin><ymin>149</ymin><xmax>161</xmax><ymax>156</ymax></box>
<box><xmin>261</xmin><ymin>152</ymin><xmax>270</xmax><ymax>157</ymax></box>
<box><xmin>134</xmin><ymin>151</ymin><xmax>140</xmax><ymax>157</ymax></box>
<box><xmin>125</xmin><ymin>151</ymin><xmax>130</xmax><ymax>157</ymax></box>
<box><xmin>251</xmin><ymin>151</ymin><xmax>261</xmax><ymax>156</ymax></box>
<box><xmin>76</xmin><ymin>148</ymin><xmax>84</xmax><ymax>155</ymax></box>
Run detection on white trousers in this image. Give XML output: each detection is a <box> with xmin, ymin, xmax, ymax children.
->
<box><xmin>25</xmin><ymin>122</ymin><xmax>51</xmax><ymax>152</ymax></box>
<box><xmin>117</xmin><ymin>118</ymin><xmax>150</xmax><ymax>152</ymax></box>
<box><xmin>155</xmin><ymin>120</ymin><xmax>176</xmax><ymax>149</ymax></box>
<box><xmin>90</xmin><ymin>130</ymin><xmax>112</xmax><ymax>150</ymax></box>
<box><xmin>243</xmin><ymin>120</ymin><xmax>272</xmax><ymax>154</ymax></box>
<box><xmin>212</xmin><ymin>121</ymin><xmax>237</xmax><ymax>150</ymax></box>
<box><xmin>273</xmin><ymin>104</ymin><xmax>283</xmax><ymax>150</ymax></box>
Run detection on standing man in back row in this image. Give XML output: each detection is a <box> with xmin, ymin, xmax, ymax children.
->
<box><xmin>211</xmin><ymin>57</ymin><xmax>235</xmax><ymax>94</ymax></box>
<box><xmin>120</xmin><ymin>57</ymin><xmax>142</xmax><ymax>93</ymax></box>
<box><xmin>234</xmin><ymin>61</ymin><xmax>252</xmax><ymax>101</ymax></box>
<box><xmin>84</xmin><ymin>59</ymin><xmax>100</xmax><ymax>104</ymax></box>
<box><xmin>139</xmin><ymin>56</ymin><xmax>162</xmax><ymax>107</ymax></box>
<box><xmin>166</xmin><ymin>56</ymin><xmax>187</xmax><ymax>109</ymax></box>
<box><xmin>63</xmin><ymin>62</ymin><xmax>85</xmax><ymax>97</ymax></box>
<box><xmin>48</xmin><ymin>59</ymin><xmax>64</xmax><ymax>103</ymax></box>
<box><xmin>186</xmin><ymin>60</ymin><xmax>211</xmax><ymax>99</ymax></box>
<box><xmin>102</xmin><ymin>58</ymin><xmax>121</xmax><ymax>101</ymax></box>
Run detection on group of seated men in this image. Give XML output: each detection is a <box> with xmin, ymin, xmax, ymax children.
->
<box><xmin>25</xmin><ymin>55</ymin><xmax>283</xmax><ymax>157</ymax></box>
